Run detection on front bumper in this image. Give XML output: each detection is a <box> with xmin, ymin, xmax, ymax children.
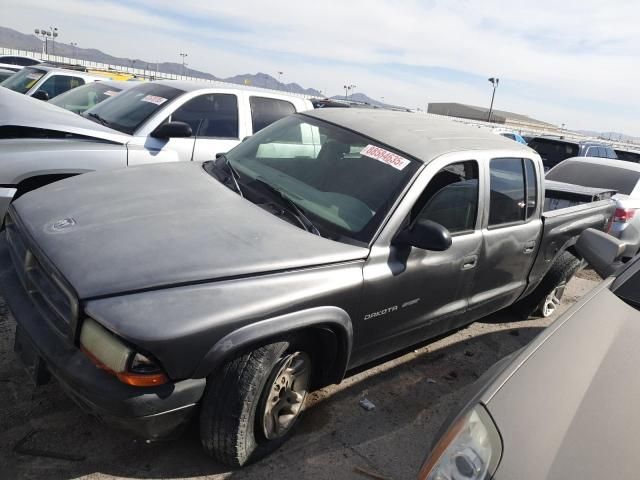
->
<box><xmin>0</xmin><ymin>187</ymin><xmax>16</xmax><ymax>221</ymax></box>
<box><xmin>0</xmin><ymin>233</ymin><xmax>206</xmax><ymax>440</ymax></box>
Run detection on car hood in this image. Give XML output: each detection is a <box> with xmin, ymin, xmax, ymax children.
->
<box><xmin>0</xmin><ymin>87</ymin><xmax>129</xmax><ymax>144</ymax></box>
<box><xmin>11</xmin><ymin>162</ymin><xmax>368</xmax><ymax>298</ymax></box>
<box><xmin>487</xmin><ymin>286</ymin><xmax>640</xmax><ymax>480</ymax></box>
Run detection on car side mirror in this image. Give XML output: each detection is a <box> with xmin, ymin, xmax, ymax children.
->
<box><xmin>575</xmin><ymin>228</ymin><xmax>626</xmax><ymax>278</ymax></box>
<box><xmin>151</xmin><ymin>121</ymin><xmax>193</xmax><ymax>139</ymax></box>
<box><xmin>395</xmin><ymin>219</ymin><xmax>452</xmax><ymax>251</ymax></box>
<box><xmin>32</xmin><ymin>90</ymin><xmax>49</xmax><ymax>101</ymax></box>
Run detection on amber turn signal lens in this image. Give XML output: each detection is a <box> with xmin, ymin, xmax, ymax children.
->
<box><xmin>116</xmin><ymin>371</ymin><xmax>168</xmax><ymax>387</ymax></box>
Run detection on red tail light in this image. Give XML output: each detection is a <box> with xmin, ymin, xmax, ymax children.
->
<box><xmin>613</xmin><ymin>208</ymin><xmax>636</xmax><ymax>223</ymax></box>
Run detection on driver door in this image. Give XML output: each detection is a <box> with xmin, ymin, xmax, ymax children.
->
<box><xmin>355</xmin><ymin>160</ymin><xmax>484</xmax><ymax>364</ymax></box>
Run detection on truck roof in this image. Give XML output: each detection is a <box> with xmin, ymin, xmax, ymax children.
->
<box><xmin>301</xmin><ymin>108</ymin><xmax>531</xmax><ymax>162</ymax></box>
<box><xmin>152</xmin><ymin>79</ymin><xmax>311</xmax><ymax>97</ymax></box>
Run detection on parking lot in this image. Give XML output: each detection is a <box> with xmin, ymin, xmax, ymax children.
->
<box><xmin>0</xmin><ymin>270</ymin><xmax>599</xmax><ymax>480</ymax></box>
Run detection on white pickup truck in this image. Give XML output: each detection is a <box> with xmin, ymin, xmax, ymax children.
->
<box><xmin>0</xmin><ymin>81</ymin><xmax>314</xmax><ymax>216</ymax></box>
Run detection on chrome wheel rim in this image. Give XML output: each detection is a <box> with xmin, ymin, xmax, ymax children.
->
<box><xmin>542</xmin><ymin>282</ymin><xmax>566</xmax><ymax>317</ymax></box>
<box><xmin>262</xmin><ymin>351</ymin><xmax>311</xmax><ymax>440</ymax></box>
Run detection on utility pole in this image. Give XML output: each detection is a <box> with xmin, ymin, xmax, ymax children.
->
<box><xmin>179</xmin><ymin>52</ymin><xmax>188</xmax><ymax>79</ymax></box>
<box><xmin>487</xmin><ymin>77</ymin><xmax>499</xmax><ymax>122</ymax></box>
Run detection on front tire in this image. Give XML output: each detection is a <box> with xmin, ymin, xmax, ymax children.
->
<box><xmin>199</xmin><ymin>341</ymin><xmax>312</xmax><ymax>467</ymax></box>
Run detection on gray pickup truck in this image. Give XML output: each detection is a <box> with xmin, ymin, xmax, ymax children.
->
<box><xmin>0</xmin><ymin>109</ymin><xmax>616</xmax><ymax>467</ymax></box>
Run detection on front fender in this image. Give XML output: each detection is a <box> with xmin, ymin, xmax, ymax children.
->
<box><xmin>192</xmin><ymin>306</ymin><xmax>353</xmax><ymax>383</ymax></box>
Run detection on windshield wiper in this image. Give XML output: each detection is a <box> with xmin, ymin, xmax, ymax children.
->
<box><xmin>208</xmin><ymin>154</ymin><xmax>243</xmax><ymax>196</ymax></box>
<box><xmin>85</xmin><ymin>112</ymin><xmax>110</xmax><ymax>127</ymax></box>
<box><xmin>251</xmin><ymin>177</ymin><xmax>321</xmax><ymax>236</ymax></box>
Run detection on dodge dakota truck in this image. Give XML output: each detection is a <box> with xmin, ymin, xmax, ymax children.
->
<box><xmin>0</xmin><ymin>81</ymin><xmax>313</xmax><ymax>218</ymax></box>
<box><xmin>0</xmin><ymin>109</ymin><xmax>616</xmax><ymax>467</ymax></box>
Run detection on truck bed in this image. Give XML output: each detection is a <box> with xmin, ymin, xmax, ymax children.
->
<box><xmin>522</xmin><ymin>187</ymin><xmax>616</xmax><ymax>299</ymax></box>
<box><xmin>544</xmin><ymin>180</ymin><xmax>616</xmax><ymax>211</ymax></box>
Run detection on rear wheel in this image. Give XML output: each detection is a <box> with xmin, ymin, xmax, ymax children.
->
<box><xmin>512</xmin><ymin>251</ymin><xmax>581</xmax><ymax>319</ymax></box>
<box><xmin>199</xmin><ymin>340</ymin><xmax>312</xmax><ymax>467</ymax></box>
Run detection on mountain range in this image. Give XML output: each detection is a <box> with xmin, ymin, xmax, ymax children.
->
<box><xmin>0</xmin><ymin>25</ymin><xmax>388</xmax><ymax>102</ymax></box>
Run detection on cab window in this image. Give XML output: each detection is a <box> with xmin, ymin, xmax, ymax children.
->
<box><xmin>412</xmin><ymin>161</ymin><xmax>479</xmax><ymax>235</ymax></box>
<box><xmin>170</xmin><ymin>93</ymin><xmax>239</xmax><ymax>138</ymax></box>
<box><xmin>38</xmin><ymin>75</ymin><xmax>85</xmax><ymax>99</ymax></box>
<box><xmin>250</xmin><ymin>97</ymin><xmax>296</xmax><ymax>134</ymax></box>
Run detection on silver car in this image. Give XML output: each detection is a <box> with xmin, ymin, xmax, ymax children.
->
<box><xmin>546</xmin><ymin>156</ymin><xmax>640</xmax><ymax>257</ymax></box>
<box><xmin>418</xmin><ymin>228</ymin><xmax>636</xmax><ymax>480</ymax></box>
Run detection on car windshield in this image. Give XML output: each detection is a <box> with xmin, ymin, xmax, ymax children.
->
<box><xmin>218</xmin><ymin>115</ymin><xmax>420</xmax><ymax>244</ymax></box>
<box><xmin>82</xmin><ymin>83</ymin><xmax>184</xmax><ymax>134</ymax></box>
<box><xmin>0</xmin><ymin>67</ymin><xmax>46</xmax><ymax>93</ymax></box>
<box><xmin>546</xmin><ymin>160</ymin><xmax>640</xmax><ymax>195</ymax></box>
<box><xmin>49</xmin><ymin>82</ymin><xmax>124</xmax><ymax>113</ymax></box>
<box><xmin>528</xmin><ymin>138</ymin><xmax>579</xmax><ymax>170</ymax></box>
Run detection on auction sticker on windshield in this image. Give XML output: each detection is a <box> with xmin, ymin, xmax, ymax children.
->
<box><xmin>360</xmin><ymin>145</ymin><xmax>410</xmax><ymax>171</ymax></box>
<box><xmin>141</xmin><ymin>95</ymin><xmax>168</xmax><ymax>105</ymax></box>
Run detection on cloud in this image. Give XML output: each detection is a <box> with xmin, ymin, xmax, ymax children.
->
<box><xmin>3</xmin><ymin>0</ymin><xmax>638</xmax><ymax>135</ymax></box>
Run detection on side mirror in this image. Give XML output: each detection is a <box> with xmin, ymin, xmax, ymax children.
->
<box><xmin>575</xmin><ymin>228</ymin><xmax>626</xmax><ymax>278</ymax></box>
<box><xmin>151</xmin><ymin>121</ymin><xmax>193</xmax><ymax>139</ymax></box>
<box><xmin>32</xmin><ymin>90</ymin><xmax>49</xmax><ymax>101</ymax></box>
<box><xmin>395</xmin><ymin>219</ymin><xmax>452</xmax><ymax>251</ymax></box>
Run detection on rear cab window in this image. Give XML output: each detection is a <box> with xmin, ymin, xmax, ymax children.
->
<box><xmin>488</xmin><ymin>158</ymin><xmax>537</xmax><ymax>227</ymax></box>
<box><xmin>249</xmin><ymin>96</ymin><xmax>296</xmax><ymax>134</ymax></box>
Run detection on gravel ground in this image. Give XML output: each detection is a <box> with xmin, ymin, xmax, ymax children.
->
<box><xmin>0</xmin><ymin>274</ymin><xmax>600</xmax><ymax>480</ymax></box>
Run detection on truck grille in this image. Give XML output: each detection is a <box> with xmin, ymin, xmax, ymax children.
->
<box><xmin>6</xmin><ymin>212</ymin><xmax>78</xmax><ymax>336</ymax></box>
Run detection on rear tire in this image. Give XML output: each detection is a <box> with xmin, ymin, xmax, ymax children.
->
<box><xmin>512</xmin><ymin>251</ymin><xmax>581</xmax><ymax>319</ymax></box>
<box><xmin>199</xmin><ymin>340</ymin><xmax>312</xmax><ymax>467</ymax></box>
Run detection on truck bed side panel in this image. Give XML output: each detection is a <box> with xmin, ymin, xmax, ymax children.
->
<box><xmin>522</xmin><ymin>199</ymin><xmax>615</xmax><ymax>298</ymax></box>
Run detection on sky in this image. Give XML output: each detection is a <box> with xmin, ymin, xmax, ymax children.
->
<box><xmin>3</xmin><ymin>0</ymin><xmax>639</xmax><ymax>136</ymax></box>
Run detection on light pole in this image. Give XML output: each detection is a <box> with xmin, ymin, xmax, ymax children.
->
<box><xmin>70</xmin><ymin>42</ymin><xmax>78</xmax><ymax>59</ymax></box>
<box><xmin>277</xmin><ymin>71</ymin><xmax>283</xmax><ymax>90</ymax></box>
<box><xmin>34</xmin><ymin>29</ymin><xmax>47</xmax><ymax>56</ymax></box>
<box><xmin>487</xmin><ymin>77</ymin><xmax>499</xmax><ymax>122</ymax></box>
<box><xmin>343</xmin><ymin>83</ymin><xmax>356</xmax><ymax>99</ymax></box>
<box><xmin>179</xmin><ymin>52</ymin><xmax>188</xmax><ymax>79</ymax></box>
<box><xmin>49</xmin><ymin>27</ymin><xmax>58</xmax><ymax>56</ymax></box>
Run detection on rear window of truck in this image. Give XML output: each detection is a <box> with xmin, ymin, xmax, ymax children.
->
<box><xmin>528</xmin><ymin>138</ymin><xmax>579</xmax><ymax>170</ymax></box>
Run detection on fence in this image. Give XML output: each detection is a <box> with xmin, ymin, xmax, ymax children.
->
<box><xmin>0</xmin><ymin>46</ymin><xmax>315</xmax><ymax>99</ymax></box>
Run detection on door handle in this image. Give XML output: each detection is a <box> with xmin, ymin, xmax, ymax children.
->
<box><xmin>462</xmin><ymin>255</ymin><xmax>478</xmax><ymax>270</ymax></box>
<box><xmin>523</xmin><ymin>241</ymin><xmax>536</xmax><ymax>254</ymax></box>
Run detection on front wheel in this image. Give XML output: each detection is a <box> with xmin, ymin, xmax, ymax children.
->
<box><xmin>199</xmin><ymin>341</ymin><xmax>312</xmax><ymax>467</ymax></box>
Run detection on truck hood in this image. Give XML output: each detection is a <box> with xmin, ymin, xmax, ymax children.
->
<box><xmin>487</xmin><ymin>286</ymin><xmax>640</xmax><ymax>479</ymax></box>
<box><xmin>0</xmin><ymin>87</ymin><xmax>130</xmax><ymax>144</ymax></box>
<box><xmin>12</xmin><ymin>162</ymin><xmax>368</xmax><ymax>298</ymax></box>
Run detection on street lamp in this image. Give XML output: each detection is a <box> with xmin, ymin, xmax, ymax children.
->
<box><xmin>179</xmin><ymin>52</ymin><xmax>188</xmax><ymax>79</ymax></box>
<box><xmin>70</xmin><ymin>42</ymin><xmax>78</xmax><ymax>59</ymax></box>
<box><xmin>49</xmin><ymin>27</ymin><xmax>59</xmax><ymax>56</ymax></box>
<box><xmin>34</xmin><ymin>29</ymin><xmax>47</xmax><ymax>56</ymax></box>
<box><xmin>343</xmin><ymin>83</ymin><xmax>357</xmax><ymax>99</ymax></box>
<box><xmin>487</xmin><ymin>77</ymin><xmax>499</xmax><ymax>122</ymax></box>
<box><xmin>277</xmin><ymin>71</ymin><xmax>283</xmax><ymax>90</ymax></box>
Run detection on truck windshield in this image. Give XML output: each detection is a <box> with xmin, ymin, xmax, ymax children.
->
<box><xmin>0</xmin><ymin>67</ymin><xmax>46</xmax><ymax>93</ymax></box>
<box><xmin>82</xmin><ymin>83</ymin><xmax>183</xmax><ymax>134</ymax></box>
<box><xmin>546</xmin><ymin>160</ymin><xmax>640</xmax><ymax>195</ymax></box>
<box><xmin>220</xmin><ymin>115</ymin><xmax>420</xmax><ymax>243</ymax></box>
<box><xmin>50</xmin><ymin>82</ymin><xmax>125</xmax><ymax>114</ymax></box>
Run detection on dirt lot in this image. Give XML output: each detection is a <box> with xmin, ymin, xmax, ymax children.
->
<box><xmin>0</xmin><ymin>272</ymin><xmax>600</xmax><ymax>480</ymax></box>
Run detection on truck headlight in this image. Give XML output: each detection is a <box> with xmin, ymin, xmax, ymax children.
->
<box><xmin>80</xmin><ymin>318</ymin><xmax>168</xmax><ymax>387</ymax></box>
<box><xmin>418</xmin><ymin>405</ymin><xmax>502</xmax><ymax>480</ymax></box>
